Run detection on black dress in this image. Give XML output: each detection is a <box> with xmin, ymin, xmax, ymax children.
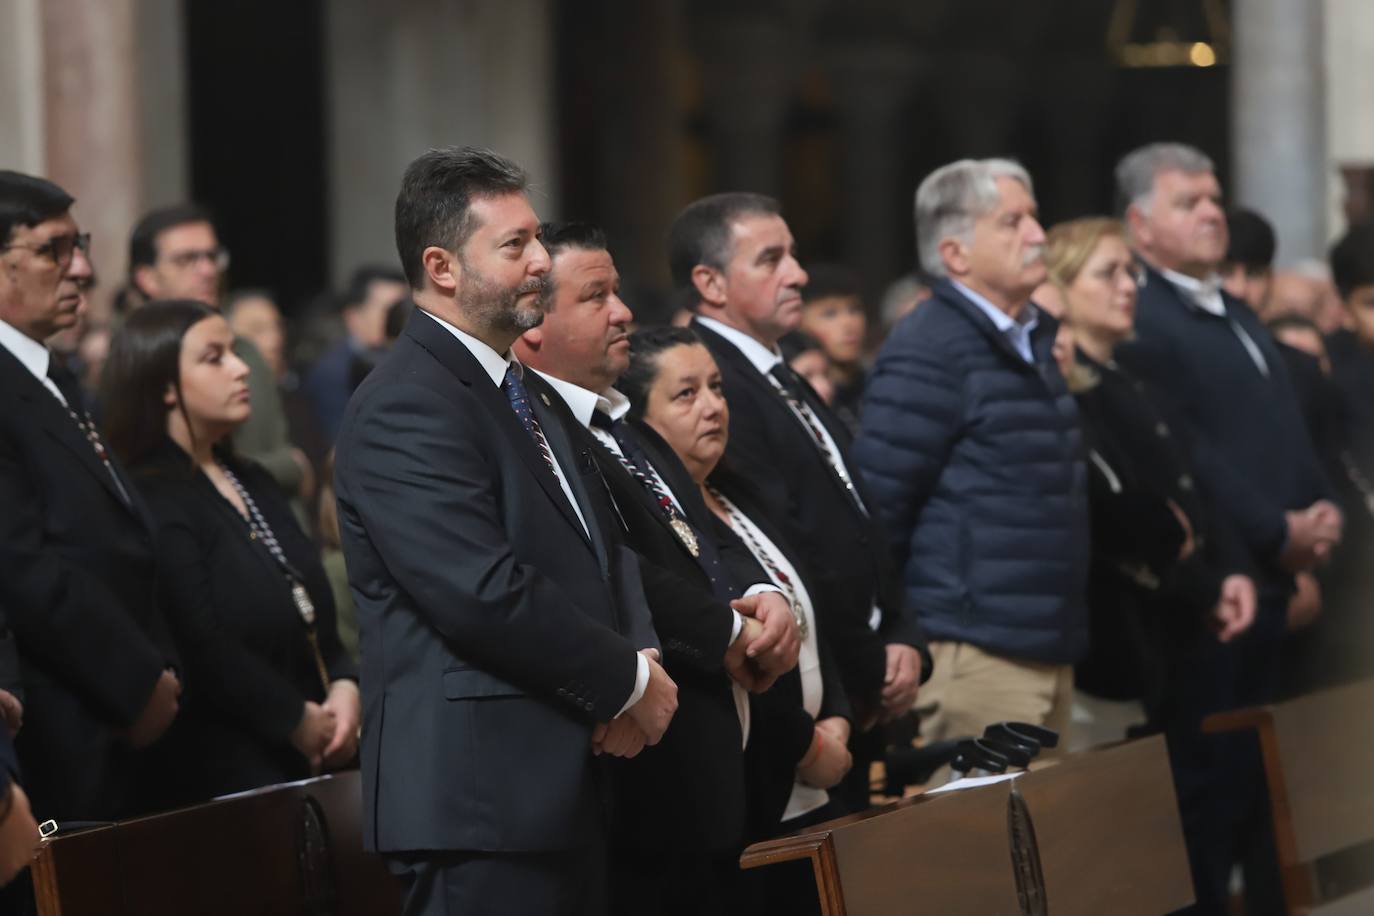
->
<box><xmin>131</xmin><ymin>441</ymin><xmax>356</xmax><ymax>803</ymax></box>
<box><xmin>1071</xmin><ymin>350</ymin><xmax>1240</xmax><ymax>723</ymax></box>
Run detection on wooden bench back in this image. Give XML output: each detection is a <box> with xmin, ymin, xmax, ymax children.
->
<box><xmin>32</xmin><ymin>770</ymin><xmax>401</xmax><ymax>916</ymax></box>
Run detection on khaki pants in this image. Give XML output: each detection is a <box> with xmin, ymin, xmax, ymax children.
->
<box><xmin>916</xmin><ymin>641</ymin><xmax>1074</xmax><ymax>786</ymax></box>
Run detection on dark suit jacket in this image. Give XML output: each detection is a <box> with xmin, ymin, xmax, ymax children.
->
<box><xmin>1116</xmin><ymin>265</ymin><xmax>1330</xmax><ymax>606</ymax></box>
<box><xmin>0</xmin><ymin>344</ymin><xmax>176</xmax><ymax>821</ymax></box>
<box><xmin>334</xmin><ymin>311</ymin><xmax>650</xmax><ymax>854</ymax></box>
<box><xmin>552</xmin><ymin>408</ymin><xmax>744</xmax><ymax>859</ymax></box>
<box><xmin>131</xmin><ymin>442</ymin><xmax>356</xmax><ymax>803</ymax></box>
<box><xmin>691</xmin><ymin>319</ymin><xmax>928</xmax><ymax>706</ymax></box>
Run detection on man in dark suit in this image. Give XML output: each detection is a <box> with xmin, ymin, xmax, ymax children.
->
<box><xmin>1114</xmin><ymin>143</ymin><xmax>1340</xmax><ymax>914</ymax></box>
<box><xmin>0</xmin><ymin>171</ymin><xmax>182</xmax><ymax>823</ymax></box>
<box><xmin>513</xmin><ymin>221</ymin><xmax>801</xmax><ymax>915</ymax></box>
<box><xmin>668</xmin><ymin>193</ymin><xmax>929</xmax><ymax>809</ymax></box>
<box><xmin>333</xmin><ymin>148</ymin><xmax>677</xmax><ymax>916</ymax></box>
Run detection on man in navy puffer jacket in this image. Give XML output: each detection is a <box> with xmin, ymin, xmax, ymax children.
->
<box><xmin>854</xmin><ymin>159</ymin><xmax>1089</xmax><ymax>761</ymax></box>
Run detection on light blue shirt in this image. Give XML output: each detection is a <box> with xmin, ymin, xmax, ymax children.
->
<box><xmin>951</xmin><ymin>281</ymin><xmax>1040</xmax><ymax>364</ymax></box>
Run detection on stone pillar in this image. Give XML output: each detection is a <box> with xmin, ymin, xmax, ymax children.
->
<box><xmin>692</xmin><ymin>10</ymin><xmax>798</xmax><ymax>196</ymax></box>
<box><xmin>825</xmin><ymin>39</ymin><xmax>920</xmax><ymax>299</ymax></box>
<box><xmin>0</xmin><ymin>0</ymin><xmax>188</xmax><ymax>321</ymax></box>
<box><xmin>325</xmin><ymin>0</ymin><xmax>557</xmax><ymax>284</ymax></box>
<box><xmin>1232</xmin><ymin>0</ymin><xmax>1327</xmax><ymax>265</ymax></box>
<box><xmin>1325</xmin><ymin>0</ymin><xmax>1374</xmax><ymax>233</ymax></box>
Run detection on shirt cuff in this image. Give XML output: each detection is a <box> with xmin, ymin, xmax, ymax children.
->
<box><xmin>729</xmin><ymin>610</ymin><xmax>744</xmax><ymax>644</ymax></box>
<box><xmin>615</xmin><ymin>652</ymin><xmax>650</xmax><ymax>718</ymax></box>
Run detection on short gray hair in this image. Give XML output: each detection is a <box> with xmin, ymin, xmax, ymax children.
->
<box><xmin>914</xmin><ymin>158</ymin><xmax>1034</xmax><ymax>279</ymax></box>
<box><xmin>1114</xmin><ymin>143</ymin><xmax>1214</xmax><ymax>216</ymax></box>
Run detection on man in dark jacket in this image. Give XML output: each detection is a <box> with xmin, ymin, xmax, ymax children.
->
<box><xmin>1114</xmin><ymin>142</ymin><xmax>1339</xmax><ymax>914</ymax></box>
<box><xmin>853</xmin><ymin>158</ymin><xmax>1089</xmax><ymax>767</ymax></box>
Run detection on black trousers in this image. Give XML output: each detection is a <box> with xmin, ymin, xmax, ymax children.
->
<box><xmin>386</xmin><ymin>822</ymin><xmax>608</xmax><ymax>916</ymax></box>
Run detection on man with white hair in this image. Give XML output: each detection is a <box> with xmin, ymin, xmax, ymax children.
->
<box><xmin>1115</xmin><ymin>142</ymin><xmax>1339</xmax><ymax>914</ymax></box>
<box><xmin>853</xmin><ymin>159</ymin><xmax>1089</xmax><ymax>766</ymax></box>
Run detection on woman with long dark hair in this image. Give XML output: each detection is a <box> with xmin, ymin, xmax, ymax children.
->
<box><xmin>104</xmin><ymin>300</ymin><xmax>358</xmax><ymax>803</ymax></box>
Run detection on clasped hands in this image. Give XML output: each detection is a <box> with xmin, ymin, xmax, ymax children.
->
<box><xmin>722</xmin><ymin>591</ymin><xmax>802</xmax><ymax>693</ymax></box>
<box><xmin>592</xmin><ymin>648</ymin><xmax>678</xmax><ymax>760</ymax></box>
<box><xmin>1282</xmin><ymin>499</ymin><xmax>1343</xmax><ymax>572</ymax></box>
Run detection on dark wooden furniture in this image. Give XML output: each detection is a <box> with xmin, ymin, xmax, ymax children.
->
<box><xmin>1205</xmin><ymin>679</ymin><xmax>1374</xmax><ymax>915</ymax></box>
<box><xmin>741</xmin><ymin>735</ymin><xmax>1193</xmax><ymax>915</ymax></box>
<box><xmin>32</xmin><ymin>770</ymin><xmax>401</xmax><ymax>916</ymax></box>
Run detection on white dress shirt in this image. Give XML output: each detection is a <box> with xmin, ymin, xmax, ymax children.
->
<box><xmin>1157</xmin><ymin>267</ymin><xmax>1270</xmax><ymax>377</ymax></box>
<box><xmin>421</xmin><ymin>311</ymin><xmax>647</xmax><ymax>715</ymax></box>
<box><xmin>0</xmin><ymin>318</ymin><xmax>67</xmax><ymax>404</ymax></box>
<box><xmin>951</xmin><ymin>281</ymin><xmax>1040</xmax><ymax>364</ymax></box>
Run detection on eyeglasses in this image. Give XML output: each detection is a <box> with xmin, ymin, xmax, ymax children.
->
<box><xmin>163</xmin><ymin>247</ymin><xmax>231</xmax><ymax>272</ymax></box>
<box><xmin>1</xmin><ymin>232</ymin><xmax>91</xmax><ymax>270</ymax></box>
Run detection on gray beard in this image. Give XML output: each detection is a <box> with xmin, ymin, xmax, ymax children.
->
<box><xmin>459</xmin><ymin>263</ymin><xmax>547</xmax><ymax>336</ymax></box>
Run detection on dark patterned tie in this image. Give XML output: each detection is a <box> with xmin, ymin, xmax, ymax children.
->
<box><xmin>501</xmin><ymin>364</ymin><xmax>560</xmax><ymax>480</ymax></box>
<box><xmin>768</xmin><ymin>363</ymin><xmax>867</xmax><ymax>515</ymax></box>
<box><xmin>48</xmin><ymin>355</ymin><xmax>132</xmax><ymax>507</ymax></box>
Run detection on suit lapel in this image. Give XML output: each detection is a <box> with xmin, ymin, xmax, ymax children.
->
<box><xmin>526</xmin><ymin>374</ymin><xmax>610</xmax><ymax>572</ymax></box>
<box><xmin>0</xmin><ymin>350</ymin><xmax>140</xmax><ymax>516</ymax></box>
<box><xmin>403</xmin><ymin>313</ymin><xmax>595</xmax><ymax>551</ymax></box>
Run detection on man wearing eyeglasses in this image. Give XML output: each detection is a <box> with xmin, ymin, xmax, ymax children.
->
<box><xmin>127</xmin><ymin>204</ymin><xmax>311</xmax><ymax>503</ymax></box>
<box><xmin>0</xmin><ymin>171</ymin><xmax>183</xmax><ymax>830</ymax></box>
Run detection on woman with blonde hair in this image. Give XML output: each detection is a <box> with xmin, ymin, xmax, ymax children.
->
<box><xmin>1041</xmin><ymin>217</ymin><xmax>1255</xmax><ymax>747</ymax></box>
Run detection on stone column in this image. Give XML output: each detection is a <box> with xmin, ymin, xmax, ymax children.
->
<box><xmin>692</xmin><ymin>10</ymin><xmax>798</xmax><ymax>196</ymax></box>
<box><xmin>1231</xmin><ymin>0</ymin><xmax>1327</xmax><ymax>265</ymax></box>
<box><xmin>825</xmin><ymin>39</ymin><xmax>920</xmax><ymax>299</ymax></box>
<box><xmin>0</xmin><ymin>0</ymin><xmax>47</xmax><ymax>174</ymax></box>
<box><xmin>325</xmin><ymin>0</ymin><xmax>557</xmax><ymax>285</ymax></box>
<box><xmin>1325</xmin><ymin>0</ymin><xmax>1374</xmax><ymax>233</ymax></box>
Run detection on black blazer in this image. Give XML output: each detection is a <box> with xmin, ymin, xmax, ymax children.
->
<box><xmin>0</xmin><ymin>345</ymin><xmax>176</xmax><ymax>821</ymax></box>
<box><xmin>700</xmin><ymin>464</ymin><xmax>851</xmax><ymax>841</ymax></box>
<box><xmin>692</xmin><ymin>319</ymin><xmax>928</xmax><ymax>707</ymax></box>
<box><xmin>557</xmin><ymin>409</ymin><xmax>745</xmax><ymax>859</ymax></box>
<box><xmin>1116</xmin><ymin>266</ymin><xmax>1330</xmax><ymax>603</ymax></box>
<box><xmin>131</xmin><ymin>442</ymin><xmax>356</xmax><ymax>803</ymax></box>
<box><xmin>1071</xmin><ymin>353</ymin><xmax>1239</xmax><ymax>708</ymax></box>
<box><xmin>334</xmin><ymin>311</ymin><xmax>651</xmax><ymax>855</ymax></box>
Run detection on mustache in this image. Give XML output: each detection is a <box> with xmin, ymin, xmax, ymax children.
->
<box><xmin>517</xmin><ymin>276</ymin><xmax>548</xmax><ymax>298</ymax></box>
<box><xmin>1023</xmin><ymin>245</ymin><xmax>1045</xmax><ymax>267</ymax></box>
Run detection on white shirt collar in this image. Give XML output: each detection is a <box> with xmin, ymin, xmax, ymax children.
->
<box><xmin>951</xmin><ymin>281</ymin><xmax>1039</xmax><ymax>334</ymax></box>
<box><xmin>1158</xmin><ymin>267</ymin><xmax>1227</xmax><ymax>317</ymax></box>
<box><xmin>530</xmin><ymin>371</ymin><xmax>631</xmax><ymax>430</ymax></box>
<box><xmin>0</xmin><ymin>318</ymin><xmax>52</xmax><ymax>383</ymax></box>
<box><xmin>419</xmin><ymin>308</ymin><xmax>513</xmax><ymax>386</ymax></box>
<box><xmin>695</xmin><ymin>315</ymin><xmax>783</xmax><ymax>375</ymax></box>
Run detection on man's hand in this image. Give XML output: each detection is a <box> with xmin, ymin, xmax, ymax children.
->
<box><xmin>591</xmin><ymin>717</ymin><xmax>649</xmax><ymax>758</ymax></box>
<box><xmin>125</xmin><ymin>668</ymin><xmax>181</xmax><ymax>748</ymax></box>
<box><xmin>1282</xmin><ymin>501</ymin><xmax>1344</xmax><ymax>571</ymax></box>
<box><xmin>1286</xmin><ymin>571</ymin><xmax>1322</xmax><ymax>633</ymax></box>
<box><xmin>0</xmin><ymin>690</ymin><xmax>22</xmax><ymax>737</ymax></box>
<box><xmin>0</xmin><ymin>783</ymin><xmax>41</xmax><ymax>887</ymax></box>
<box><xmin>1213</xmin><ymin>574</ymin><xmax>1257</xmax><ymax>643</ymax></box>
<box><xmin>290</xmin><ymin>701</ymin><xmax>338</xmax><ymax>772</ymax></box>
<box><xmin>797</xmin><ymin>720</ymin><xmax>853</xmax><ymax>789</ymax></box>
<box><xmin>724</xmin><ymin>616</ymin><xmax>764</xmax><ymax>692</ymax></box>
<box><xmin>320</xmin><ymin>679</ymin><xmax>362</xmax><ymax>768</ymax></box>
<box><xmin>814</xmin><ymin>715</ymin><xmax>851</xmax><ymax>747</ymax></box>
<box><xmin>731</xmin><ymin>592</ymin><xmax>801</xmax><ymax>682</ymax></box>
<box><xmin>879</xmin><ymin>643</ymin><xmax>922</xmax><ymax>722</ymax></box>
<box><xmin>626</xmin><ymin>649</ymin><xmax>678</xmax><ymax>745</ymax></box>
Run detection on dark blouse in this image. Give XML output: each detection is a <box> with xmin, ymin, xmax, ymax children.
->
<box><xmin>1072</xmin><ymin>350</ymin><xmax>1236</xmax><ymax>708</ymax></box>
<box><xmin>132</xmin><ymin>441</ymin><xmax>355</xmax><ymax>803</ymax></box>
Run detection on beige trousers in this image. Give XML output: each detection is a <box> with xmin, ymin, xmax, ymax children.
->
<box><xmin>915</xmin><ymin>641</ymin><xmax>1074</xmax><ymax>785</ymax></box>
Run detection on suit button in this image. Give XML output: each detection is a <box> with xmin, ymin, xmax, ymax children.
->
<box><xmin>1178</xmin><ymin>474</ymin><xmax>1193</xmax><ymax>491</ymax></box>
<box><xmin>1155</xmin><ymin>422</ymin><xmax>1170</xmax><ymax>438</ymax></box>
<box><xmin>583</xmin><ymin>701</ymin><xmax>594</xmax><ymax>712</ymax></box>
<box><xmin>557</xmin><ymin>688</ymin><xmax>568</xmax><ymax>697</ymax></box>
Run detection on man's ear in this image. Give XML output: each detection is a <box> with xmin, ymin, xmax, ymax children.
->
<box><xmin>938</xmin><ymin>237</ymin><xmax>971</xmax><ymax>279</ymax></box>
<box><xmin>422</xmin><ymin>246</ymin><xmax>460</xmax><ymax>294</ymax></box>
<box><xmin>1125</xmin><ymin>203</ymin><xmax>1151</xmax><ymax>250</ymax></box>
<box><xmin>133</xmin><ymin>265</ymin><xmax>159</xmax><ymax>300</ymax></box>
<box><xmin>691</xmin><ymin>265</ymin><xmax>727</xmax><ymax>308</ymax></box>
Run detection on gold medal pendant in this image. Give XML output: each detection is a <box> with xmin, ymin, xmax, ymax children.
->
<box><xmin>670</xmin><ymin>518</ymin><xmax>700</xmax><ymax>557</ymax></box>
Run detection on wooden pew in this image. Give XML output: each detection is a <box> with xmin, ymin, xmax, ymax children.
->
<box><xmin>32</xmin><ymin>770</ymin><xmax>401</xmax><ymax>916</ymax></box>
<box><xmin>740</xmin><ymin>735</ymin><xmax>1193</xmax><ymax>915</ymax></box>
<box><xmin>1205</xmin><ymin>679</ymin><xmax>1374</xmax><ymax>915</ymax></box>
